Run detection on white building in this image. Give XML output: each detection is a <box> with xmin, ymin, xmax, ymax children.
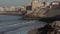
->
<box><xmin>0</xmin><ymin>7</ymin><xmax>4</xmax><ymax>11</ymax></box>
<box><xmin>4</xmin><ymin>6</ymin><xmax>10</xmax><ymax>11</ymax></box>
<box><xmin>32</xmin><ymin>0</ymin><xmax>39</xmax><ymax>10</ymax></box>
<box><xmin>9</xmin><ymin>6</ymin><xmax>16</xmax><ymax>11</ymax></box>
<box><xmin>4</xmin><ymin>6</ymin><xmax>16</xmax><ymax>11</ymax></box>
<box><xmin>45</xmin><ymin>0</ymin><xmax>50</xmax><ymax>7</ymax></box>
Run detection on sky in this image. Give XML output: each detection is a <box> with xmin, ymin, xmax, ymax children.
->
<box><xmin>0</xmin><ymin>0</ymin><xmax>32</xmax><ymax>6</ymax></box>
<box><xmin>0</xmin><ymin>0</ymin><xmax>60</xmax><ymax>6</ymax></box>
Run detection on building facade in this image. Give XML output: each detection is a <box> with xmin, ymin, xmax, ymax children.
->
<box><xmin>32</xmin><ymin>0</ymin><xmax>39</xmax><ymax>10</ymax></box>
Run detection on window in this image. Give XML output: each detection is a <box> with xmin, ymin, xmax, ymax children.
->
<box><xmin>26</xmin><ymin>6</ymin><xmax>32</xmax><ymax>10</ymax></box>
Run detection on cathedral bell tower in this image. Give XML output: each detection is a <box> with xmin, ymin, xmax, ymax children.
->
<box><xmin>45</xmin><ymin>0</ymin><xmax>50</xmax><ymax>7</ymax></box>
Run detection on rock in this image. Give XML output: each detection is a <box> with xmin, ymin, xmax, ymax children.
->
<box><xmin>28</xmin><ymin>21</ymin><xmax>60</xmax><ymax>34</ymax></box>
<box><xmin>28</xmin><ymin>29</ymin><xmax>38</xmax><ymax>34</ymax></box>
<box><xmin>37</xmin><ymin>21</ymin><xmax>60</xmax><ymax>34</ymax></box>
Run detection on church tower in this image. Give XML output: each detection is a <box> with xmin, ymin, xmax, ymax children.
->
<box><xmin>45</xmin><ymin>0</ymin><xmax>50</xmax><ymax>7</ymax></box>
<box><xmin>32</xmin><ymin>0</ymin><xmax>39</xmax><ymax>10</ymax></box>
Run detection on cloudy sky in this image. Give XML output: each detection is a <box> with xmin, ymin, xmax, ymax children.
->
<box><xmin>0</xmin><ymin>0</ymin><xmax>60</xmax><ymax>6</ymax></box>
<box><xmin>0</xmin><ymin>0</ymin><xmax>32</xmax><ymax>6</ymax></box>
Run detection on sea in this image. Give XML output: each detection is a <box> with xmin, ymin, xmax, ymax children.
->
<box><xmin>0</xmin><ymin>15</ymin><xmax>47</xmax><ymax>34</ymax></box>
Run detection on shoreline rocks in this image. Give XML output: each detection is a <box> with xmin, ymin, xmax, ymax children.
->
<box><xmin>28</xmin><ymin>21</ymin><xmax>60</xmax><ymax>34</ymax></box>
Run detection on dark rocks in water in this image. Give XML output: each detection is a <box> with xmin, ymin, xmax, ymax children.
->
<box><xmin>37</xmin><ymin>21</ymin><xmax>60</xmax><ymax>34</ymax></box>
<box><xmin>37</xmin><ymin>24</ymin><xmax>54</xmax><ymax>34</ymax></box>
<box><xmin>28</xmin><ymin>29</ymin><xmax>38</xmax><ymax>34</ymax></box>
<box><xmin>28</xmin><ymin>21</ymin><xmax>60</xmax><ymax>34</ymax></box>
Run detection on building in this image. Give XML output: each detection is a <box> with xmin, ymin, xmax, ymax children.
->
<box><xmin>0</xmin><ymin>7</ymin><xmax>4</xmax><ymax>12</ymax></box>
<box><xmin>50</xmin><ymin>0</ymin><xmax>60</xmax><ymax>9</ymax></box>
<box><xmin>4</xmin><ymin>6</ymin><xmax>10</xmax><ymax>11</ymax></box>
<box><xmin>9</xmin><ymin>6</ymin><xmax>16</xmax><ymax>11</ymax></box>
<box><xmin>20</xmin><ymin>0</ymin><xmax>51</xmax><ymax>11</ymax></box>
<box><xmin>3</xmin><ymin>6</ymin><xmax>16</xmax><ymax>11</ymax></box>
<box><xmin>20</xmin><ymin>5</ymin><xmax>26</xmax><ymax>11</ymax></box>
<box><xmin>32</xmin><ymin>0</ymin><xmax>39</xmax><ymax>10</ymax></box>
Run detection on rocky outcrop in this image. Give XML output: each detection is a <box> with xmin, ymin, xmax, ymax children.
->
<box><xmin>28</xmin><ymin>21</ymin><xmax>60</xmax><ymax>34</ymax></box>
<box><xmin>37</xmin><ymin>21</ymin><xmax>60</xmax><ymax>34</ymax></box>
<box><xmin>28</xmin><ymin>29</ymin><xmax>38</xmax><ymax>34</ymax></box>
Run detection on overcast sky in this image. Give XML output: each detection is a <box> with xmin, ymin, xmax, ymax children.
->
<box><xmin>0</xmin><ymin>0</ymin><xmax>60</xmax><ymax>6</ymax></box>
